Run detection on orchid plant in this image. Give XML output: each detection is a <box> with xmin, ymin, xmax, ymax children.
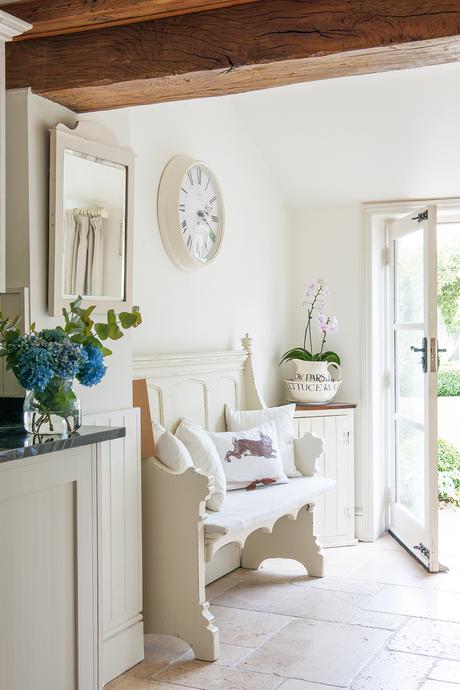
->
<box><xmin>280</xmin><ymin>279</ymin><xmax>340</xmax><ymax>365</ymax></box>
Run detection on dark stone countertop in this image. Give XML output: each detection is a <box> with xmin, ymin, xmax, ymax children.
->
<box><xmin>0</xmin><ymin>425</ymin><xmax>126</xmax><ymax>464</ymax></box>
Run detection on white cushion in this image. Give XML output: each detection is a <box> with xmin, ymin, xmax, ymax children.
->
<box><xmin>204</xmin><ymin>476</ymin><xmax>336</xmax><ymax>537</ymax></box>
<box><xmin>225</xmin><ymin>403</ymin><xmax>300</xmax><ymax>477</ymax></box>
<box><xmin>153</xmin><ymin>422</ymin><xmax>193</xmax><ymax>473</ymax></box>
<box><xmin>208</xmin><ymin>422</ymin><xmax>288</xmax><ymax>490</ymax></box>
<box><xmin>176</xmin><ymin>418</ymin><xmax>226</xmax><ymax>511</ymax></box>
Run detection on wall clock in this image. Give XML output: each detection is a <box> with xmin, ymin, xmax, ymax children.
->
<box><xmin>157</xmin><ymin>155</ymin><xmax>225</xmax><ymax>271</ymax></box>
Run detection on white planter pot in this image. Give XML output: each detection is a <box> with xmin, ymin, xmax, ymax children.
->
<box><xmin>285</xmin><ymin>378</ymin><xmax>342</xmax><ymax>404</ymax></box>
<box><xmin>293</xmin><ymin>359</ymin><xmax>341</xmax><ymax>383</ymax></box>
<box><xmin>285</xmin><ymin>359</ymin><xmax>342</xmax><ymax>404</ymax></box>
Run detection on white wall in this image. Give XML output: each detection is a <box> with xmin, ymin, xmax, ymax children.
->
<box><xmin>129</xmin><ymin>96</ymin><xmax>292</xmax><ymax>404</ymax></box>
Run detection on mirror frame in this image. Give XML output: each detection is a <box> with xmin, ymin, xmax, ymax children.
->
<box><xmin>49</xmin><ymin>121</ymin><xmax>134</xmax><ymax>316</ymax></box>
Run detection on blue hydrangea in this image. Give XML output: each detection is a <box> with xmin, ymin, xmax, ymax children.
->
<box><xmin>9</xmin><ymin>332</ymin><xmax>93</xmax><ymax>392</ymax></box>
<box><xmin>45</xmin><ymin>338</ymin><xmax>86</xmax><ymax>380</ymax></box>
<box><xmin>13</xmin><ymin>339</ymin><xmax>54</xmax><ymax>391</ymax></box>
<box><xmin>77</xmin><ymin>345</ymin><xmax>107</xmax><ymax>387</ymax></box>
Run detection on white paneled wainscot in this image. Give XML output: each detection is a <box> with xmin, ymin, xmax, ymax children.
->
<box><xmin>84</xmin><ymin>407</ymin><xmax>143</xmax><ymax>685</ymax></box>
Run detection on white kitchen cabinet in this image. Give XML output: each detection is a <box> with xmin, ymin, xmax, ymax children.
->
<box><xmin>294</xmin><ymin>403</ymin><xmax>357</xmax><ymax>548</ymax></box>
<box><xmin>0</xmin><ymin>444</ymin><xmax>99</xmax><ymax>690</ymax></box>
<box><xmin>0</xmin><ymin>424</ymin><xmax>131</xmax><ymax>690</ymax></box>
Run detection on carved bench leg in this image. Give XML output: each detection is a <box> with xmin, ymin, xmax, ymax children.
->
<box><xmin>241</xmin><ymin>504</ymin><xmax>324</xmax><ymax>577</ymax></box>
<box><xmin>142</xmin><ymin>461</ymin><xmax>220</xmax><ymax>661</ymax></box>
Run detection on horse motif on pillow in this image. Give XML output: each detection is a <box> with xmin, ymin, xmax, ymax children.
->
<box><xmin>224</xmin><ymin>432</ymin><xmax>277</xmax><ymax>463</ymax></box>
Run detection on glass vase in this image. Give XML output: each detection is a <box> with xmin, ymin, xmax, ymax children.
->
<box><xmin>23</xmin><ymin>378</ymin><xmax>82</xmax><ymax>436</ymax></box>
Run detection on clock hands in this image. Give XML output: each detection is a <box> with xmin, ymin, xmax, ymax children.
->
<box><xmin>197</xmin><ymin>208</ymin><xmax>216</xmax><ymax>244</ymax></box>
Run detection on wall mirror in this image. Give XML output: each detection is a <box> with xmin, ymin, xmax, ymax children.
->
<box><xmin>49</xmin><ymin>122</ymin><xmax>134</xmax><ymax>315</ymax></box>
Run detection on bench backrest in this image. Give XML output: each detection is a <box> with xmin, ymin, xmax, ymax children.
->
<box><xmin>132</xmin><ymin>334</ymin><xmax>265</xmax><ymax>433</ymax></box>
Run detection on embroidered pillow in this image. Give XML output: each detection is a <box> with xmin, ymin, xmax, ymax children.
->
<box><xmin>153</xmin><ymin>422</ymin><xmax>193</xmax><ymax>473</ymax></box>
<box><xmin>175</xmin><ymin>418</ymin><xmax>226</xmax><ymax>511</ymax></box>
<box><xmin>208</xmin><ymin>422</ymin><xmax>288</xmax><ymax>490</ymax></box>
<box><xmin>225</xmin><ymin>404</ymin><xmax>299</xmax><ymax>477</ymax></box>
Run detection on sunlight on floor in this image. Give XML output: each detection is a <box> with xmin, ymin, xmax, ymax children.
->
<box><xmin>107</xmin><ymin>535</ymin><xmax>460</xmax><ymax>690</ymax></box>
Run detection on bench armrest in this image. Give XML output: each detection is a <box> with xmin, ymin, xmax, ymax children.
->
<box><xmin>293</xmin><ymin>431</ymin><xmax>324</xmax><ymax>476</ymax></box>
<box><xmin>144</xmin><ymin>455</ymin><xmax>214</xmax><ymax>503</ymax></box>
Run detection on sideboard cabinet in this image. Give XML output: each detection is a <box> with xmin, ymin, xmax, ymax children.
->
<box><xmin>294</xmin><ymin>403</ymin><xmax>357</xmax><ymax>548</ymax></box>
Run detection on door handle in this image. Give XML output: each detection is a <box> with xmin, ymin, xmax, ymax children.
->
<box><xmin>411</xmin><ymin>337</ymin><xmax>427</xmax><ymax>373</ymax></box>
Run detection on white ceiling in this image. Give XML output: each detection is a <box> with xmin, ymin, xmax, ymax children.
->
<box><xmin>230</xmin><ymin>62</ymin><xmax>460</xmax><ymax>209</ymax></box>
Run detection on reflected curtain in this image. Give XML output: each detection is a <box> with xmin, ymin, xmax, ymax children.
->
<box><xmin>65</xmin><ymin>209</ymin><xmax>104</xmax><ymax>296</ymax></box>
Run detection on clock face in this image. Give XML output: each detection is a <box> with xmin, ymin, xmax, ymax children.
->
<box><xmin>158</xmin><ymin>156</ymin><xmax>225</xmax><ymax>271</ymax></box>
<box><xmin>178</xmin><ymin>163</ymin><xmax>223</xmax><ymax>264</ymax></box>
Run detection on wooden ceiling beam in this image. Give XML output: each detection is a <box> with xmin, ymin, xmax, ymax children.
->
<box><xmin>6</xmin><ymin>0</ymin><xmax>460</xmax><ymax>112</ymax></box>
<box><xmin>1</xmin><ymin>0</ymin><xmax>264</xmax><ymax>40</ymax></box>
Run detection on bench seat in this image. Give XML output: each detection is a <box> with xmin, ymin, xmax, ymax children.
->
<box><xmin>204</xmin><ymin>476</ymin><xmax>336</xmax><ymax>538</ymax></box>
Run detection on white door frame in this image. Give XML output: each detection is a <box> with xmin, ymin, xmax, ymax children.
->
<box><xmin>362</xmin><ymin>197</ymin><xmax>460</xmax><ymax>542</ymax></box>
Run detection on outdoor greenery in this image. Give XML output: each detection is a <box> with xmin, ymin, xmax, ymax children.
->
<box><xmin>438</xmin><ymin>369</ymin><xmax>460</xmax><ymax>397</ymax></box>
<box><xmin>438</xmin><ymin>243</ymin><xmax>460</xmax><ymax>336</ymax></box>
<box><xmin>438</xmin><ymin>438</ymin><xmax>460</xmax><ymax>506</ymax></box>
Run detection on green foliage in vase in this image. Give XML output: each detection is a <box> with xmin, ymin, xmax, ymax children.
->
<box><xmin>0</xmin><ymin>297</ymin><xmax>142</xmax><ymax>434</ymax></box>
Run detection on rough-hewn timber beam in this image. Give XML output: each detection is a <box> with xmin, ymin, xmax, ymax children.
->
<box><xmin>6</xmin><ymin>0</ymin><xmax>460</xmax><ymax>113</ymax></box>
<box><xmin>2</xmin><ymin>0</ymin><xmax>263</xmax><ymax>39</ymax></box>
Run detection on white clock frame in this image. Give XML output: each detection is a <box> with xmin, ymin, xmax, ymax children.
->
<box><xmin>157</xmin><ymin>155</ymin><xmax>225</xmax><ymax>271</ymax></box>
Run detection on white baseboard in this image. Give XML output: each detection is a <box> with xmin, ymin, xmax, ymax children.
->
<box><xmin>103</xmin><ymin>617</ymin><xmax>144</xmax><ymax>685</ymax></box>
<box><xmin>205</xmin><ymin>543</ymin><xmax>241</xmax><ymax>585</ymax></box>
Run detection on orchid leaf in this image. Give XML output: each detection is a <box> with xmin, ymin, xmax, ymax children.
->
<box><xmin>279</xmin><ymin>348</ymin><xmax>312</xmax><ymax>365</ymax></box>
<box><xmin>321</xmin><ymin>351</ymin><xmax>341</xmax><ymax>365</ymax></box>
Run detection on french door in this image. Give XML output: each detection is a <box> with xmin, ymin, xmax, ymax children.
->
<box><xmin>387</xmin><ymin>206</ymin><xmax>440</xmax><ymax>572</ymax></box>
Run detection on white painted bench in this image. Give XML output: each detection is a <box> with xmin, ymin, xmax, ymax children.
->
<box><xmin>133</xmin><ymin>336</ymin><xmax>335</xmax><ymax>662</ymax></box>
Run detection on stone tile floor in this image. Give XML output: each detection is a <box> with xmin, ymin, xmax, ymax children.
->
<box><xmin>107</xmin><ymin>532</ymin><xmax>460</xmax><ymax>689</ymax></box>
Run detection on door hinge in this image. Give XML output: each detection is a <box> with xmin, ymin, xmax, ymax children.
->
<box><xmin>414</xmin><ymin>542</ymin><xmax>430</xmax><ymax>560</ymax></box>
<box><xmin>382</xmin><ymin>247</ymin><xmax>391</xmax><ymax>265</ymax></box>
<box><xmin>412</xmin><ymin>210</ymin><xmax>428</xmax><ymax>223</ymax></box>
<box><xmin>343</xmin><ymin>430</ymin><xmax>351</xmax><ymax>444</ymax></box>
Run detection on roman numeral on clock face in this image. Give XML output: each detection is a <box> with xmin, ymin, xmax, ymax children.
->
<box><xmin>209</xmin><ymin>195</ymin><xmax>216</xmax><ymax>205</ymax></box>
<box><xmin>179</xmin><ymin>204</ymin><xmax>185</xmax><ymax>212</ymax></box>
<box><xmin>187</xmin><ymin>170</ymin><xmax>194</xmax><ymax>186</ymax></box>
<box><xmin>186</xmin><ymin>235</ymin><xmax>193</xmax><ymax>250</ymax></box>
<box><xmin>211</xmin><ymin>215</ymin><xmax>218</xmax><ymax>223</ymax></box>
<box><xmin>181</xmin><ymin>219</ymin><xmax>187</xmax><ymax>233</ymax></box>
<box><xmin>197</xmin><ymin>167</ymin><xmax>202</xmax><ymax>185</ymax></box>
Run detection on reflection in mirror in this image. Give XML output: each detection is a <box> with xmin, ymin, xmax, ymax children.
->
<box><xmin>63</xmin><ymin>148</ymin><xmax>126</xmax><ymax>301</ymax></box>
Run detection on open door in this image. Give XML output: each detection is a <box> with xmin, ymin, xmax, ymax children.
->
<box><xmin>387</xmin><ymin>206</ymin><xmax>441</xmax><ymax>572</ymax></box>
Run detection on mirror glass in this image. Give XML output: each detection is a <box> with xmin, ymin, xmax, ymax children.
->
<box><xmin>62</xmin><ymin>148</ymin><xmax>127</xmax><ymax>301</ymax></box>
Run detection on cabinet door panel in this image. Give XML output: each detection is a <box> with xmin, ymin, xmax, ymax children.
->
<box><xmin>296</xmin><ymin>413</ymin><xmax>355</xmax><ymax>546</ymax></box>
